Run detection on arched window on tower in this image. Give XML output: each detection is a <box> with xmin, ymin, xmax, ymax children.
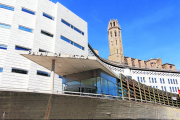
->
<box><xmin>110</xmin><ymin>22</ymin><xmax>112</xmax><ymax>27</ymax></box>
<box><xmin>115</xmin><ymin>31</ymin><xmax>116</xmax><ymax>37</ymax></box>
<box><xmin>116</xmin><ymin>40</ymin><xmax>117</xmax><ymax>45</ymax></box>
<box><xmin>110</xmin><ymin>31</ymin><xmax>112</xmax><ymax>37</ymax></box>
<box><xmin>119</xmin><ymin>31</ymin><xmax>120</xmax><ymax>37</ymax></box>
<box><xmin>117</xmin><ymin>49</ymin><xmax>118</xmax><ymax>53</ymax></box>
<box><xmin>113</xmin><ymin>22</ymin><xmax>115</xmax><ymax>26</ymax></box>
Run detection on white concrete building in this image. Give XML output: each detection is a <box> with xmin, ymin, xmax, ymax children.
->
<box><xmin>0</xmin><ymin>0</ymin><xmax>88</xmax><ymax>91</ymax></box>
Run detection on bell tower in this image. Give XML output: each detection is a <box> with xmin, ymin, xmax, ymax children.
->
<box><xmin>108</xmin><ymin>19</ymin><xmax>124</xmax><ymax>63</ymax></box>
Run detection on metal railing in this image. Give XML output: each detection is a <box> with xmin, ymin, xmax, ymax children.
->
<box><xmin>0</xmin><ymin>86</ymin><xmax>178</xmax><ymax>108</ymax></box>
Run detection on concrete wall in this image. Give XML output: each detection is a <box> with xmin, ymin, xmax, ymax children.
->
<box><xmin>0</xmin><ymin>91</ymin><xmax>180</xmax><ymax>119</ymax></box>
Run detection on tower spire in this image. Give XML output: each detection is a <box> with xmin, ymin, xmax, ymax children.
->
<box><xmin>108</xmin><ymin>19</ymin><xmax>124</xmax><ymax>63</ymax></box>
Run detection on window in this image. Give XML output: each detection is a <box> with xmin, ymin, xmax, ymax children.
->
<box><xmin>115</xmin><ymin>31</ymin><xmax>117</xmax><ymax>37</ymax></box>
<box><xmin>1</xmin><ymin>23</ymin><xmax>10</xmax><ymax>29</ymax></box>
<box><xmin>163</xmin><ymin>78</ymin><xmax>165</xmax><ymax>84</ymax></box>
<box><xmin>161</xmin><ymin>86</ymin><xmax>163</xmax><ymax>90</ymax></box>
<box><xmin>41</xmin><ymin>30</ymin><xmax>53</xmax><ymax>37</ymax></box>
<box><xmin>39</xmin><ymin>49</ymin><xmax>49</xmax><ymax>52</ymax></box>
<box><xmin>61</xmin><ymin>36</ymin><xmax>70</xmax><ymax>43</ymax></box>
<box><xmin>43</xmin><ymin>12</ymin><xmax>54</xmax><ymax>20</ymax></box>
<box><xmin>164</xmin><ymin>86</ymin><xmax>166</xmax><ymax>91</ymax></box>
<box><xmin>61</xmin><ymin>19</ymin><xmax>84</xmax><ymax>35</ymax></box>
<box><xmin>168</xmin><ymin>79</ymin><xmax>170</xmax><ymax>84</ymax></box>
<box><xmin>0</xmin><ymin>45</ymin><xmax>7</xmax><ymax>50</ymax></box>
<box><xmin>177</xmin><ymin>87</ymin><xmax>179</xmax><ymax>90</ymax></box>
<box><xmin>61</xmin><ymin>19</ymin><xmax>70</xmax><ymax>27</ymax></box>
<box><xmin>137</xmin><ymin>77</ymin><xmax>139</xmax><ymax>82</ymax></box>
<box><xmin>74</xmin><ymin>27</ymin><xmax>81</xmax><ymax>34</ymax></box>
<box><xmin>37</xmin><ymin>70</ymin><xmax>50</xmax><ymax>77</ymax></box>
<box><xmin>140</xmin><ymin>77</ymin><xmax>142</xmax><ymax>82</ymax></box>
<box><xmin>170</xmin><ymin>79</ymin><xmax>173</xmax><ymax>84</ymax></box>
<box><xmin>143</xmin><ymin>77</ymin><xmax>145</xmax><ymax>82</ymax></box>
<box><xmin>154</xmin><ymin>78</ymin><xmax>157</xmax><ymax>83</ymax></box>
<box><xmin>160</xmin><ymin>78</ymin><xmax>162</xmax><ymax>84</ymax></box>
<box><xmin>170</xmin><ymin>87</ymin><xmax>172</xmax><ymax>92</ymax></box>
<box><xmin>60</xmin><ymin>35</ymin><xmax>84</xmax><ymax>50</ymax></box>
<box><xmin>175</xmin><ymin>87</ymin><xmax>177</xmax><ymax>92</ymax></box>
<box><xmin>15</xmin><ymin>45</ymin><xmax>31</xmax><ymax>51</ymax></box>
<box><xmin>156</xmin><ymin>86</ymin><xmax>158</xmax><ymax>88</ymax></box>
<box><xmin>175</xmin><ymin>79</ymin><xmax>178</xmax><ymax>84</ymax></box>
<box><xmin>0</xmin><ymin>4</ymin><xmax>14</xmax><ymax>11</ymax></box>
<box><xmin>0</xmin><ymin>23</ymin><xmax>11</xmax><ymax>29</ymax></box>
<box><xmin>12</xmin><ymin>68</ymin><xmax>28</xmax><ymax>74</ymax></box>
<box><xmin>153</xmin><ymin>86</ymin><xmax>155</xmax><ymax>88</ymax></box>
<box><xmin>22</xmin><ymin>8</ymin><xmax>35</xmax><ymax>15</ymax></box>
<box><xmin>113</xmin><ymin>22</ymin><xmax>115</xmax><ymax>26</ymax></box>
<box><xmin>172</xmin><ymin>87</ymin><xmax>174</xmax><ymax>92</ymax></box>
<box><xmin>149</xmin><ymin>77</ymin><xmax>151</xmax><ymax>83</ymax></box>
<box><xmin>19</xmin><ymin>26</ymin><xmax>33</xmax><ymax>33</ymax></box>
<box><xmin>152</xmin><ymin>78</ymin><xmax>154</xmax><ymax>83</ymax></box>
<box><xmin>74</xmin><ymin>43</ymin><xmax>82</xmax><ymax>49</ymax></box>
<box><xmin>0</xmin><ymin>68</ymin><xmax>3</xmax><ymax>72</ymax></box>
<box><xmin>173</xmin><ymin>79</ymin><xmax>175</xmax><ymax>84</ymax></box>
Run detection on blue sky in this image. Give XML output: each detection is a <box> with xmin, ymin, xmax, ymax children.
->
<box><xmin>51</xmin><ymin>0</ymin><xmax>180</xmax><ymax>70</ymax></box>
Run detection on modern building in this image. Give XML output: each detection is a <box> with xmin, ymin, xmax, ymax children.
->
<box><xmin>0</xmin><ymin>0</ymin><xmax>87</xmax><ymax>91</ymax></box>
<box><xmin>0</xmin><ymin>0</ymin><xmax>179</xmax><ymax>96</ymax></box>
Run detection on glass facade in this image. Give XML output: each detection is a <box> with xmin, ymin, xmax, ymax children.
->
<box><xmin>62</xmin><ymin>69</ymin><xmax>118</xmax><ymax>96</ymax></box>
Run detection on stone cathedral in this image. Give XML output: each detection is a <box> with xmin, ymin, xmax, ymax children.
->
<box><xmin>107</xmin><ymin>19</ymin><xmax>176</xmax><ymax>71</ymax></box>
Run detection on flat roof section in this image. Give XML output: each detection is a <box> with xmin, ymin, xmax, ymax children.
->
<box><xmin>19</xmin><ymin>51</ymin><xmax>119</xmax><ymax>78</ymax></box>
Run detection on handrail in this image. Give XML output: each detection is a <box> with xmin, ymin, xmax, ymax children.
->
<box><xmin>0</xmin><ymin>86</ymin><xmax>179</xmax><ymax>108</ymax></box>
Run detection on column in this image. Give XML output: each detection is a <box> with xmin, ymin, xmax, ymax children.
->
<box><xmin>120</xmin><ymin>74</ymin><xmax>124</xmax><ymax>100</ymax></box>
<box><xmin>138</xmin><ymin>82</ymin><xmax>142</xmax><ymax>102</ymax></box>
<box><xmin>50</xmin><ymin>60</ymin><xmax>55</xmax><ymax>93</ymax></box>
<box><xmin>133</xmin><ymin>81</ymin><xmax>136</xmax><ymax>101</ymax></box>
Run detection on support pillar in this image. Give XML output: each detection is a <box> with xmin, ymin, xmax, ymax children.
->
<box><xmin>120</xmin><ymin>74</ymin><xmax>124</xmax><ymax>100</ymax></box>
<box><xmin>153</xmin><ymin>88</ymin><xmax>156</xmax><ymax>103</ymax></box>
<box><xmin>162</xmin><ymin>91</ymin><xmax>165</xmax><ymax>105</ymax></box>
<box><xmin>138</xmin><ymin>82</ymin><xmax>142</xmax><ymax>102</ymax></box>
<box><xmin>143</xmin><ymin>85</ymin><xmax>146</xmax><ymax>102</ymax></box>
<box><xmin>157</xmin><ymin>89</ymin><xmax>160</xmax><ymax>103</ymax></box>
<box><xmin>127</xmin><ymin>80</ymin><xmax>130</xmax><ymax>100</ymax></box>
<box><xmin>50</xmin><ymin>60</ymin><xmax>55</xmax><ymax>93</ymax></box>
<box><xmin>133</xmin><ymin>81</ymin><xmax>136</xmax><ymax>101</ymax></box>
<box><xmin>148</xmin><ymin>86</ymin><xmax>151</xmax><ymax>102</ymax></box>
<box><xmin>166</xmin><ymin>92</ymin><xmax>169</xmax><ymax>105</ymax></box>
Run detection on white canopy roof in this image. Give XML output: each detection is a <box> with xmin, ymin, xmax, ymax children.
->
<box><xmin>19</xmin><ymin>51</ymin><xmax>119</xmax><ymax>78</ymax></box>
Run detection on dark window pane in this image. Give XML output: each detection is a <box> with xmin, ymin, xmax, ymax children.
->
<box><xmin>74</xmin><ymin>27</ymin><xmax>81</xmax><ymax>34</ymax></box>
<box><xmin>74</xmin><ymin>43</ymin><xmax>81</xmax><ymax>49</ymax></box>
<box><xmin>15</xmin><ymin>46</ymin><xmax>30</xmax><ymax>51</ymax></box>
<box><xmin>37</xmin><ymin>70</ymin><xmax>50</xmax><ymax>77</ymax></box>
<box><xmin>12</xmin><ymin>68</ymin><xmax>28</xmax><ymax>74</ymax></box>
<box><xmin>22</xmin><ymin>8</ymin><xmax>35</xmax><ymax>15</ymax></box>
<box><xmin>43</xmin><ymin>13</ymin><xmax>54</xmax><ymax>20</ymax></box>
<box><xmin>61</xmin><ymin>19</ymin><xmax>70</xmax><ymax>27</ymax></box>
<box><xmin>41</xmin><ymin>30</ymin><xmax>53</xmax><ymax>37</ymax></box>
<box><xmin>61</xmin><ymin>36</ymin><xmax>70</xmax><ymax>43</ymax></box>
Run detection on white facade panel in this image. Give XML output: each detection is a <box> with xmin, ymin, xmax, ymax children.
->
<box><xmin>0</xmin><ymin>0</ymin><xmax>88</xmax><ymax>92</ymax></box>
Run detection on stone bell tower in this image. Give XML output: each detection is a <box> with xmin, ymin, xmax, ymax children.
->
<box><xmin>108</xmin><ymin>19</ymin><xmax>124</xmax><ymax>63</ymax></box>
